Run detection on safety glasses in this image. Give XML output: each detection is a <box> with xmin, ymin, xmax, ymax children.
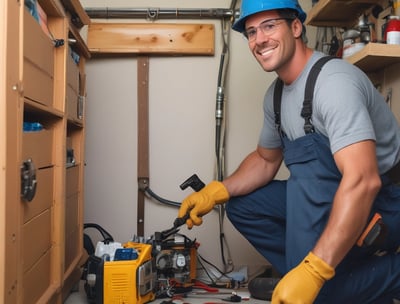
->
<box><xmin>243</xmin><ymin>17</ymin><xmax>293</xmax><ymax>41</ymax></box>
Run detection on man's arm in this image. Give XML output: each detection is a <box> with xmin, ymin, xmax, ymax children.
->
<box><xmin>271</xmin><ymin>140</ymin><xmax>382</xmax><ymax>303</ymax></box>
<box><xmin>313</xmin><ymin>139</ymin><xmax>382</xmax><ymax>267</ymax></box>
<box><xmin>178</xmin><ymin>145</ymin><xmax>283</xmax><ymax>228</ymax></box>
<box><xmin>223</xmin><ymin>145</ymin><xmax>283</xmax><ymax>197</ymax></box>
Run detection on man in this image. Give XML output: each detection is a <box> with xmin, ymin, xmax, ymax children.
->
<box><xmin>178</xmin><ymin>0</ymin><xmax>400</xmax><ymax>303</ymax></box>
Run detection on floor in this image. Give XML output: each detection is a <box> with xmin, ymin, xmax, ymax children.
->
<box><xmin>64</xmin><ymin>280</ymin><xmax>400</xmax><ymax>304</ymax></box>
<box><xmin>64</xmin><ymin>281</ymin><xmax>271</xmax><ymax>303</ymax></box>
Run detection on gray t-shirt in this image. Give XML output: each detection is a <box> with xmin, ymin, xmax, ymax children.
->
<box><xmin>259</xmin><ymin>51</ymin><xmax>400</xmax><ymax>174</ymax></box>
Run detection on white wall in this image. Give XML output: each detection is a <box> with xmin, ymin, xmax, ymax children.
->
<box><xmin>81</xmin><ymin>0</ymin><xmax>316</xmax><ymax>276</ymax></box>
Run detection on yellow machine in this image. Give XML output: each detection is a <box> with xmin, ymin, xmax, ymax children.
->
<box><xmin>103</xmin><ymin>242</ymin><xmax>156</xmax><ymax>304</ymax></box>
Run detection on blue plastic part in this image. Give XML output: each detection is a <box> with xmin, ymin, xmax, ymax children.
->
<box><xmin>114</xmin><ymin>248</ymin><xmax>139</xmax><ymax>261</ymax></box>
<box><xmin>23</xmin><ymin>122</ymin><xmax>43</xmax><ymax>132</ymax></box>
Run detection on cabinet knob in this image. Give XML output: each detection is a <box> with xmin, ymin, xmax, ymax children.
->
<box><xmin>12</xmin><ymin>82</ymin><xmax>24</xmax><ymax>95</ymax></box>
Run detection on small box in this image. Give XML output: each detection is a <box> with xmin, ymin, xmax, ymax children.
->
<box><xmin>65</xmin><ymin>193</ymin><xmax>79</xmax><ymax>233</ymax></box>
<box><xmin>65</xmin><ymin>228</ymin><xmax>79</xmax><ymax>270</ymax></box>
<box><xmin>66</xmin><ymin>51</ymin><xmax>82</xmax><ymax>121</ymax></box>
<box><xmin>23</xmin><ymin>250</ymin><xmax>51</xmax><ymax>304</ymax></box>
<box><xmin>23</xmin><ymin>167</ymin><xmax>53</xmax><ymax>223</ymax></box>
<box><xmin>22</xmin><ymin>129</ymin><xmax>53</xmax><ymax>169</ymax></box>
<box><xmin>23</xmin><ymin>9</ymin><xmax>54</xmax><ymax>107</ymax></box>
<box><xmin>66</xmin><ymin>87</ymin><xmax>80</xmax><ymax>120</ymax></box>
<box><xmin>67</xmin><ymin>52</ymin><xmax>79</xmax><ymax>94</ymax></box>
<box><xmin>22</xmin><ymin>209</ymin><xmax>51</xmax><ymax>273</ymax></box>
<box><xmin>66</xmin><ymin>165</ymin><xmax>80</xmax><ymax>197</ymax></box>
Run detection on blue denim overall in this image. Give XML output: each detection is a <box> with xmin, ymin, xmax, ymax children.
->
<box><xmin>226</xmin><ymin>58</ymin><xmax>400</xmax><ymax>303</ymax></box>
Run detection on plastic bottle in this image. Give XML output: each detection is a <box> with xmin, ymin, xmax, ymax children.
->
<box><xmin>385</xmin><ymin>16</ymin><xmax>400</xmax><ymax>45</ymax></box>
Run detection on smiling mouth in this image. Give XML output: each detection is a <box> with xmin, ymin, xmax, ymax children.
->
<box><xmin>261</xmin><ymin>49</ymin><xmax>274</xmax><ymax>56</ymax></box>
<box><xmin>257</xmin><ymin>47</ymin><xmax>276</xmax><ymax>57</ymax></box>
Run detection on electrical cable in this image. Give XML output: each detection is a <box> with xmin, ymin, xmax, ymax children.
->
<box><xmin>144</xmin><ymin>187</ymin><xmax>181</xmax><ymax>207</ymax></box>
<box><xmin>197</xmin><ymin>255</ymin><xmax>217</xmax><ymax>284</ymax></box>
<box><xmin>197</xmin><ymin>252</ymin><xmax>235</xmax><ymax>285</ymax></box>
<box><xmin>144</xmin><ymin>186</ymin><xmax>221</xmax><ymax>222</ymax></box>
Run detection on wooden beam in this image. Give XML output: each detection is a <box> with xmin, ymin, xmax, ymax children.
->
<box><xmin>87</xmin><ymin>23</ymin><xmax>214</xmax><ymax>55</ymax></box>
<box><xmin>137</xmin><ymin>56</ymin><xmax>150</xmax><ymax>237</ymax></box>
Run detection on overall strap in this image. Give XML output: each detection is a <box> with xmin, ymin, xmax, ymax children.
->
<box><xmin>273</xmin><ymin>56</ymin><xmax>336</xmax><ymax>135</ymax></box>
<box><xmin>301</xmin><ymin>56</ymin><xmax>335</xmax><ymax>133</ymax></box>
<box><xmin>273</xmin><ymin>78</ymin><xmax>284</xmax><ymax>135</ymax></box>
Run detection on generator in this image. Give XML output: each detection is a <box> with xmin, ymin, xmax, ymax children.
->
<box><xmin>83</xmin><ymin>230</ymin><xmax>198</xmax><ymax>304</ymax></box>
<box><xmin>150</xmin><ymin>231</ymin><xmax>199</xmax><ymax>297</ymax></box>
<box><xmin>103</xmin><ymin>242</ymin><xmax>156</xmax><ymax>304</ymax></box>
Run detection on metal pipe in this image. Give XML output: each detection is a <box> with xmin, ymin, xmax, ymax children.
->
<box><xmin>85</xmin><ymin>7</ymin><xmax>235</xmax><ymax>20</ymax></box>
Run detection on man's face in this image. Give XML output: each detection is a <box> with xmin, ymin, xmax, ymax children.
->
<box><xmin>244</xmin><ymin>10</ymin><xmax>298</xmax><ymax>73</ymax></box>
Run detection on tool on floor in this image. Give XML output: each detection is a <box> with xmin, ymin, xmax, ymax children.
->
<box><xmin>187</xmin><ymin>289</ymin><xmax>243</xmax><ymax>302</ymax></box>
<box><xmin>222</xmin><ymin>294</ymin><xmax>242</xmax><ymax>302</ymax></box>
<box><xmin>159</xmin><ymin>300</ymin><xmax>191</xmax><ymax>304</ymax></box>
<box><xmin>202</xmin><ymin>294</ymin><xmax>242</xmax><ymax>303</ymax></box>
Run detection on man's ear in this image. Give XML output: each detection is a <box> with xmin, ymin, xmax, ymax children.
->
<box><xmin>292</xmin><ymin>19</ymin><xmax>303</xmax><ymax>39</ymax></box>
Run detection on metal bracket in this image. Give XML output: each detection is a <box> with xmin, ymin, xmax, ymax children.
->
<box><xmin>21</xmin><ymin>158</ymin><xmax>37</xmax><ymax>202</ymax></box>
<box><xmin>138</xmin><ymin>177</ymin><xmax>149</xmax><ymax>192</ymax></box>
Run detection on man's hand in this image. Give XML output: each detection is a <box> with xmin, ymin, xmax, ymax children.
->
<box><xmin>178</xmin><ymin>181</ymin><xmax>229</xmax><ymax>228</ymax></box>
<box><xmin>271</xmin><ymin>252</ymin><xmax>335</xmax><ymax>304</ymax></box>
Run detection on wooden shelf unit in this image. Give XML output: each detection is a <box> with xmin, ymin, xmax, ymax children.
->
<box><xmin>306</xmin><ymin>0</ymin><xmax>380</xmax><ymax>27</ymax></box>
<box><xmin>0</xmin><ymin>0</ymin><xmax>90</xmax><ymax>303</ymax></box>
<box><xmin>305</xmin><ymin>0</ymin><xmax>400</xmax><ymax>121</ymax></box>
<box><xmin>345</xmin><ymin>43</ymin><xmax>400</xmax><ymax>72</ymax></box>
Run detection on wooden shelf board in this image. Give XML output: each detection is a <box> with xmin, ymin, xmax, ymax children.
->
<box><xmin>61</xmin><ymin>0</ymin><xmax>91</xmax><ymax>28</ymax></box>
<box><xmin>24</xmin><ymin>98</ymin><xmax>64</xmax><ymax>118</ymax></box>
<box><xmin>87</xmin><ymin>23</ymin><xmax>215</xmax><ymax>55</ymax></box>
<box><xmin>306</xmin><ymin>0</ymin><xmax>378</xmax><ymax>27</ymax></box>
<box><xmin>69</xmin><ymin>23</ymin><xmax>91</xmax><ymax>58</ymax></box>
<box><xmin>345</xmin><ymin>43</ymin><xmax>400</xmax><ymax>72</ymax></box>
<box><xmin>67</xmin><ymin>117</ymin><xmax>84</xmax><ymax>127</ymax></box>
<box><xmin>38</xmin><ymin>0</ymin><xmax>66</xmax><ymax>18</ymax></box>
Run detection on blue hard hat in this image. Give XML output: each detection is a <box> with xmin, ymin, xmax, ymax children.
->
<box><xmin>232</xmin><ymin>0</ymin><xmax>307</xmax><ymax>33</ymax></box>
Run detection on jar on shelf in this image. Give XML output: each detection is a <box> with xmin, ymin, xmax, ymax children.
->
<box><xmin>384</xmin><ymin>15</ymin><xmax>400</xmax><ymax>45</ymax></box>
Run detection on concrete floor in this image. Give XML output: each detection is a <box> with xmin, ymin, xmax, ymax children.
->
<box><xmin>64</xmin><ymin>280</ymin><xmax>400</xmax><ymax>304</ymax></box>
<box><xmin>64</xmin><ymin>281</ymin><xmax>271</xmax><ymax>303</ymax></box>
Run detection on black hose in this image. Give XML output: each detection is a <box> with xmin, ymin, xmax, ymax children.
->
<box><xmin>144</xmin><ymin>187</ymin><xmax>181</xmax><ymax>207</ymax></box>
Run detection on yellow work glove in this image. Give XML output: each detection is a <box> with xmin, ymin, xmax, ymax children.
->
<box><xmin>271</xmin><ymin>252</ymin><xmax>335</xmax><ymax>304</ymax></box>
<box><xmin>178</xmin><ymin>181</ymin><xmax>229</xmax><ymax>228</ymax></box>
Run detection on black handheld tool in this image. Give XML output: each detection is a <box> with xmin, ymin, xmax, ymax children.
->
<box><xmin>173</xmin><ymin>213</ymin><xmax>190</xmax><ymax>229</ymax></box>
<box><xmin>161</xmin><ymin>174</ymin><xmax>206</xmax><ymax>239</ymax></box>
<box><xmin>161</xmin><ymin>174</ymin><xmax>205</xmax><ymax>239</ymax></box>
<box><xmin>173</xmin><ymin>174</ymin><xmax>206</xmax><ymax>228</ymax></box>
<box><xmin>179</xmin><ymin>174</ymin><xmax>205</xmax><ymax>192</ymax></box>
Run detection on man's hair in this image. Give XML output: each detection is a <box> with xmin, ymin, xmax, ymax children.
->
<box><xmin>278</xmin><ymin>8</ymin><xmax>308</xmax><ymax>43</ymax></box>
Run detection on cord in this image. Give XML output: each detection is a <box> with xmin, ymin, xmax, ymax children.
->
<box><xmin>144</xmin><ymin>187</ymin><xmax>181</xmax><ymax>207</ymax></box>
